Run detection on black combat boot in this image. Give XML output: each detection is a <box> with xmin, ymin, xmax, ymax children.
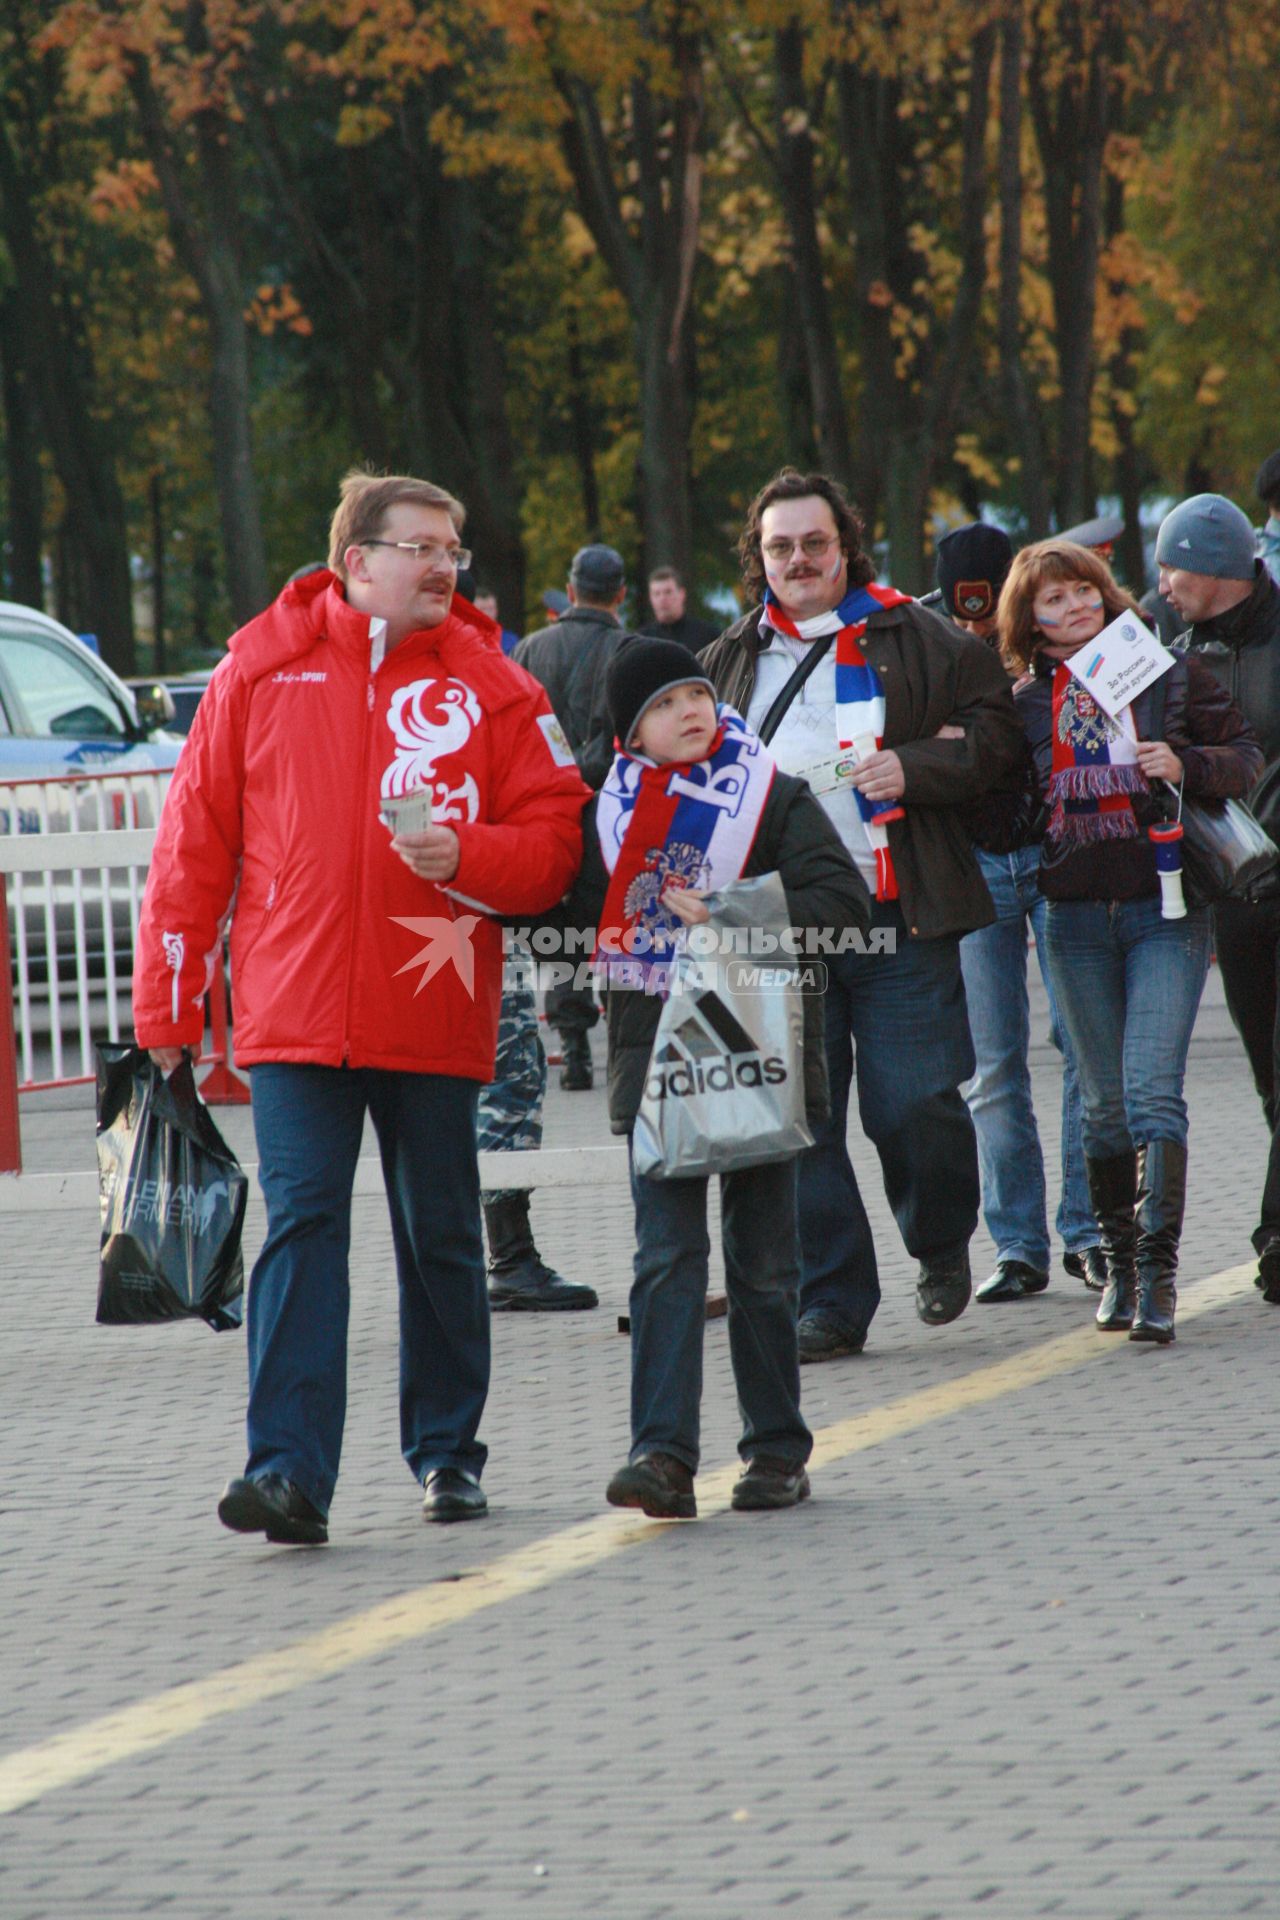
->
<box><xmin>559</xmin><ymin>1031</ymin><xmax>593</xmax><ymax>1091</ymax></box>
<box><xmin>483</xmin><ymin>1192</ymin><xmax>599</xmax><ymax>1311</ymax></box>
<box><xmin>1085</xmin><ymin>1151</ymin><xmax>1138</xmax><ymax>1331</ymax></box>
<box><xmin>1129</xmin><ymin>1139</ymin><xmax>1187</xmax><ymax>1346</ymax></box>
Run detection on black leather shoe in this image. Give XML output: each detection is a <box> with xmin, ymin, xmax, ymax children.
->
<box><xmin>975</xmin><ymin>1259</ymin><xmax>1050</xmax><ymax>1302</ymax></box>
<box><xmin>916</xmin><ymin>1250</ymin><xmax>971</xmax><ymax>1326</ymax></box>
<box><xmin>797</xmin><ymin>1308</ymin><xmax>867</xmax><ymax>1363</ymax></box>
<box><xmin>218</xmin><ymin>1473</ymin><xmax>328</xmax><ymax>1546</ymax></box>
<box><xmin>731</xmin><ymin>1457</ymin><xmax>812</xmax><ymax>1511</ymax></box>
<box><xmin>421</xmin><ymin>1467</ymin><xmax>488</xmax><ymax>1522</ymax></box>
<box><xmin>1259</xmin><ymin>1241</ymin><xmax>1280</xmax><ymax>1304</ymax></box>
<box><xmin>1064</xmin><ymin>1246</ymin><xmax>1107</xmax><ymax>1292</ymax></box>
<box><xmin>606</xmin><ymin>1452</ymin><xmax>696</xmax><ymax>1519</ymax></box>
<box><xmin>559</xmin><ymin>1033</ymin><xmax>593</xmax><ymax>1091</ymax></box>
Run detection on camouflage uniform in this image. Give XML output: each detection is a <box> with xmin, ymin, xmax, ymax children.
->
<box><xmin>476</xmin><ymin>977</ymin><xmax>545</xmax><ymax>1202</ymax></box>
<box><xmin>476</xmin><ymin>962</ymin><xmax>599</xmax><ymax>1310</ymax></box>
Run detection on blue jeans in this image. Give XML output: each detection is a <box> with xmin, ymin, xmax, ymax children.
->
<box><xmin>627</xmin><ymin>1148</ymin><xmax>811</xmax><ymax>1474</ymax></box>
<box><xmin>246</xmin><ymin>1065</ymin><xmax>488</xmax><ymax>1514</ymax></box>
<box><xmin>960</xmin><ymin>846</ymin><xmax>1094</xmax><ymax>1267</ymax></box>
<box><xmin>799</xmin><ymin>902</ymin><xmax>980</xmax><ymax>1334</ymax></box>
<box><xmin>1042</xmin><ymin>898</ymin><xmax>1211</xmax><ymax>1157</ymax></box>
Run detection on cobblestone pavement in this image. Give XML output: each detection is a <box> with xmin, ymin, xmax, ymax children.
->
<box><xmin>1</xmin><ymin>968</ymin><xmax>1278</xmax><ymax>1919</ymax></box>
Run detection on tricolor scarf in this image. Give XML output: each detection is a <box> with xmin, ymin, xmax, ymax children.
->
<box><xmin>762</xmin><ymin>581</ymin><xmax>913</xmax><ymax>900</ymax></box>
<box><xmin>1047</xmin><ymin>664</ymin><xmax>1147</xmax><ymax>843</ymax></box>
<box><xmin>594</xmin><ymin>705</ymin><xmax>774</xmax><ymax>990</ymax></box>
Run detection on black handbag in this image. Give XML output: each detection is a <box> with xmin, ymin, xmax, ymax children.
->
<box><xmin>1147</xmin><ymin>673</ymin><xmax>1280</xmax><ymax>905</ymax></box>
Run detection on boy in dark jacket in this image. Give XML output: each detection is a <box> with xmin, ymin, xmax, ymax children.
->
<box><xmin>557</xmin><ymin>640</ymin><xmax>870</xmax><ymax>1518</ymax></box>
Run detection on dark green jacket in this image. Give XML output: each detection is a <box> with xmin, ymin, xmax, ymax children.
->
<box><xmin>699</xmin><ymin>599</ymin><xmax>1023</xmax><ymax>938</ymax></box>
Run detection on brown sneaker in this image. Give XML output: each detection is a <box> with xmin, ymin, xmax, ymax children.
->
<box><xmin>605</xmin><ymin>1452</ymin><xmax>696</xmax><ymax>1519</ymax></box>
<box><xmin>731</xmin><ymin>1456</ymin><xmax>812</xmax><ymax>1512</ymax></box>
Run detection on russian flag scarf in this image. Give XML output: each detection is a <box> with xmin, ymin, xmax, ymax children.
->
<box><xmin>594</xmin><ymin>706</ymin><xmax>774</xmax><ymax>990</ymax></box>
<box><xmin>762</xmin><ymin>581</ymin><xmax>912</xmax><ymax>900</ymax></box>
<box><xmin>1047</xmin><ymin>664</ymin><xmax>1146</xmax><ymax>843</ymax></box>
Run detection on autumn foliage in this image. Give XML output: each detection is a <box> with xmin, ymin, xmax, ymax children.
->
<box><xmin>0</xmin><ymin>0</ymin><xmax>1277</xmax><ymax>664</ymax></box>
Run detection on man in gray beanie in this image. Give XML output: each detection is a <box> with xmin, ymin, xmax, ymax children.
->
<box><xmin>1156</xmin><ymin>492</ymin><xmax>1280</xmax><ymax>1302</ymax></box>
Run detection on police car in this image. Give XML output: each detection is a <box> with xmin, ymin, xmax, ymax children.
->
<box><xmin>0</xmin><ymin>600</ymin><xmax>183</xmax><ymax>798</ymax></box>
<box><xmin>1</xmin><ymin>603</ymin><xmax>184</xmax><ymax>985</ymax></box>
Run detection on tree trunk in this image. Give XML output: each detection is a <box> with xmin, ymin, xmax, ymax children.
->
<box><xmin>883</xmin><ymin>436</ymin><xmax>931</xmax><ymax>597</ymax></box>
<box><xmin>776</xmin><ymin>271</ymin><xmax>818</xmax><ymax>468</ymax></box>
<box><xmin>550</xmin><ymin>18</ymin><xmax>704</xmax><ymax>580</ymax></box>
<box><xmin>0</xmin><ymin>290</ymin><xmax>44</xmax><ymax>606</ymax></box>
<box><xmin>837</xmin><ymin>22</ymin><xmax>995</xmax><ymax>585</ymax></box>
<box><xmin>1103</xmin><ymin>165</ymin><xmax>1144</xmax><ymax>590</ymax></box>
<box><xmin>567</xmin><ymin>316</ymin><xmax>602</xmax><ymax>543</ymax></box>
<box><xmin>0</xmin><ymin>122</ymin><xmax>135</xmax><ymax>667</ymax></box>
<box><xmin>773</xmin><ymin>21</ymin><xmax>852</xmax><ymax>486</ymax></box>
<box><xmin>400</xmin><ymin>101</ymin><xmax>526</xmax><ymax>620</ymax></box>
<box><xmin>125</xmin><ymin>10</ymin><xmax>269</xmax><ymax>625</ymax></box>
<box><xmin>835</xmin><ymin>60</ymin><xmax>904</xmax><ymax>534</ymax></box>
<box><xmin>1028</xmin><ymin>3</ymin><xmax>1112</xmax><ymax>527</ymax></box>
<box><xmin>997</xmin><ymin>5</ymin><xmax>1051</xmax><ymax>538</ymax></box>
<box><xmin>204</xmin><ymin>275</ymin><xmax>270</xmax><ymax>621</ymax></box>
<box><xmin>150</xmin><ymin>470</ymin><xmax>166</xmax><ymax>673</ymax></box>
<box><xmin>448</xmin><ymin>174</ymin><xmax>526</xmax><ymax>621</ymax></box>
<box><xmin>637</xmin><ymin>292</ymin><xmax>693</xmax><ymax>573</ymax></box>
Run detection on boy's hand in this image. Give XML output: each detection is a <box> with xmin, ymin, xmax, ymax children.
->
<box><xmin>663</xmin><ymin>886</ymin><xmax>711</xmax><ymax>926</ymax></box>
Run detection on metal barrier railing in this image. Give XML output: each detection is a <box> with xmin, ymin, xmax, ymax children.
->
<box><xmin>2</xmin><ymin>771</ymin><xmax>174</xmax><ymax>1092</ymax></box>
<box><xmin>2</xmin><ymin>769</ymin><xmax>247</xmax><ymax>1174</ymax></box>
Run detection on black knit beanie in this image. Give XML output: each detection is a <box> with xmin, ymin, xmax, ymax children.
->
<box><xmin>606</xmin><ymin>638</ymin><xmax>716</xmax><ymax>750</ymax></box>
<box><xmin>1255</xmin><ymin>448</ymin><xmax>1280</xmax><ymax>510</ymax></box>
<box><xmin>935</xmin><ymin>523</ymin><xmax>1014</xmax><ymax>619</ymax></box>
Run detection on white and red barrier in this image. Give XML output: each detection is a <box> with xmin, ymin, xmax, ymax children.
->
<box><xmin>1</xmin><ymin>770</ymin><xmax>247</xmax><ymax>1173</ymax></box>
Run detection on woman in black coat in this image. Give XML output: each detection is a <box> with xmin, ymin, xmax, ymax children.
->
<box><xmin>996</xmin><ymin>541</ymin><xmax>1262</xmax><ymax>1346</ymax></box>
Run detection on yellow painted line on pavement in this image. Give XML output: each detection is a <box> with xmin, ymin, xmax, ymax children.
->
<box><xmin>0</xmin><ymin>1260</ymin><xmax>1256</xmax><ymax>1816</ymax></box>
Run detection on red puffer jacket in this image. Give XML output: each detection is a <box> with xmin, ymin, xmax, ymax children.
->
<box><xmin>134</xmin><ymin>574</ymin><xmax>588</xmax><ymax>1080</ymax></box>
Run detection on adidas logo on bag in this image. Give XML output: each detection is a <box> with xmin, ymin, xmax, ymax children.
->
<box><xmin>644</xmin><ymin>989</ymin><xmax>787</xmax><ymax>1101</ymax></box>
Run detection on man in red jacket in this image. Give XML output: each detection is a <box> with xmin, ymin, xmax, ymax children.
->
<box><xmin>134</xmin><ymin>472</ymin><xmax>588</xmax><ymax>1544</ymax></box>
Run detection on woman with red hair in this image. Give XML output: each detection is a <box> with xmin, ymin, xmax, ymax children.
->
<box><xmin>996</xmin><ymin>540</ymin><xmax>1260</xmax><ymax>1345</ymax></box>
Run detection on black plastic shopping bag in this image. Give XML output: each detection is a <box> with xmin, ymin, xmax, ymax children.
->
<box><xmin>96</xmin><ymin>1044</ymin><xmax>247</xmax><ymax>1330</ymax></box>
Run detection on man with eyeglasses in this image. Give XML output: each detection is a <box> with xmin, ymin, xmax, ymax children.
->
<box><xmin>133</xmin><ymin>469</ymin><xmax>589</xmax><ymax>1544</ymax></box>
<box><xmin>701</xmin><ymin>467</ymin><xmax>1021</xmax><ymax>1357</ymax></box>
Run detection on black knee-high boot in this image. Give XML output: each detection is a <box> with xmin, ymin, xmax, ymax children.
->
<box><xmin>1086</xmin><ymin>1152</ymin><xmax>1138</xmax><ymax>1332</ymax></box>
<box><xmin>1129</xmin><ymin>1139</ymin><xmax>1187</xmax><ymax>1345</ymax></box>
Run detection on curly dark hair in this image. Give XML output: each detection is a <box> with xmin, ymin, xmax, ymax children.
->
<box><xmin>737</xmin><ymin>467</ymin><xmax>875</xmax><ymax>603</ymax></box>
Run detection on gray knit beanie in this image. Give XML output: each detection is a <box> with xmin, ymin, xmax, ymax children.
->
<box><xmin>1154</xmin><ymin>494</ymin><xmax>1256</xmax><ymax>581</ymax></box>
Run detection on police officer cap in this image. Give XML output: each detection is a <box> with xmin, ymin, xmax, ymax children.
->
<box><xmin>1057</xmin><ymin>513</ymin><xmax>1124</xmax><ymax>550</ymax></box>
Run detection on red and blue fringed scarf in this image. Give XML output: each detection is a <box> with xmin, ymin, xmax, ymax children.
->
<box><xmin>594</xmin><ymin>706</ymin><xmax>774</xmax><ymax>991</ymax></box>
<box><xmin>762</xmin><ymin>581</ymin><xmax>912</xmax><ymax>900</ymax></box>
<box><xmin>1048</xmin><ymin>665</ymin><xmax>1147</xmax><ymax>843</ymax></box>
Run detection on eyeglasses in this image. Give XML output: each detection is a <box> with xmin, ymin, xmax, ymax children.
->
<box><xmin>361</xmin><ymin>539</ymin><xmax>472</xmax><ymax>569</ymax></box>
<box><xmin>761</xmin><ymin>534</ymin><xmax>840</xmax><ymax>562</ymax></box>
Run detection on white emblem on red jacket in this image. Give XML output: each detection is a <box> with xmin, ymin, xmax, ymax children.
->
<box><xmin>383</xmin><ymin>678</ymin><xmax>482</xmax><ymax>824</ymax></box>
